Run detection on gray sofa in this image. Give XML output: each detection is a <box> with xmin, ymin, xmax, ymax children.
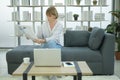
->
<box><xmin>6</xmin><ymin>27</ymin><xmax>115</xmax><ymax>75</ymax></box>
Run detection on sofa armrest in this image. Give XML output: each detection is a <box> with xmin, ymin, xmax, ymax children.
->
<box><xmin>100</xmin><ymin>33</ymin><xmax>115</xmax><ymax>74</ymax></box>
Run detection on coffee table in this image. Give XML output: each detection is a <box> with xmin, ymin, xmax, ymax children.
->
<box><xmin>12</xmin><ymin>61</ymin><xmax>93</xmax><ymax>80</ymax></box>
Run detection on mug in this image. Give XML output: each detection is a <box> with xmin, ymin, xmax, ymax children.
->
<box><xmin>23</xmin><ymin>57</ymin><xmax>30</xmax><ymax>64</ymax></box>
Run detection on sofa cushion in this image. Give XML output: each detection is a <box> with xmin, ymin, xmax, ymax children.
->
<box><xmin>88</xmin><ymin>27</ymin><xmax>104</xmax><ymax>50</ymax></box>
<box><xmin>64</xmin><ymin>30</ymin><xmax>90</xmax><ymax>47</ymax></box>
<box><xmin>61</xmin><ymin>47</ymin><xmax>102</xmax><ymax>62</ymax></box>
<box><xmin>6</xmin><ymin>45</ymin><xmax>41</xmax><ymax>63</ymax></box>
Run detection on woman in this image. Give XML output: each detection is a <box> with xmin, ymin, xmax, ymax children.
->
<box><xmin>33</xmin><ymin>6</ymin><xmax>63</xmax><ymax>48</ymax></box>
<box><xmin>33</xmin><ymin>6</ymin><xmax>63</xmax><ymax>80</ymax></box>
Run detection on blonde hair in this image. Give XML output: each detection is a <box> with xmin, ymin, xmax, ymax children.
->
<box><xmin>46</xmin><ymin>6</ymin><xmax>58</xmax><ymax>19</ymax></box>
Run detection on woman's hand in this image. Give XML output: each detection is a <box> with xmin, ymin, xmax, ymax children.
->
<box><xmin>33</xmin><ymin>39</ymin><xmax>46</xmax><ymax>44</ymax></box>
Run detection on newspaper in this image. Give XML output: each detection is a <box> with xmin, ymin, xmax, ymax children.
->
<box><xmin>18</xmin><ymin>25</ymin><xmax>37</xmax><ymax>40</ymax></box>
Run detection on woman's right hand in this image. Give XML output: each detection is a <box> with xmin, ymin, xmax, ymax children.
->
<box><xmin>33</xmin><ymin>39</ymin><xmax>45</xmax><ymax>44</ymax></box>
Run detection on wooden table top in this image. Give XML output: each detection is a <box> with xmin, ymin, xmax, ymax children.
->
<box><xmin>12</xmin><ymin>61</ymin><xmax>93</xmax><ymax>76</ymax></box>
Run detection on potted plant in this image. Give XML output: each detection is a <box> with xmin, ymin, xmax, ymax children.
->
<box><xmin>105</xmin><ymin>9</ymin><xmax>120</xmax><ymax>60</ymax></box>
<box><xmin>73</xmin><ymin>14</ymin><xmax>79</xmax><ymax>21</ymax></box>
<box><xmin>93</xmin><ymin>0</ymin><xmax>97</xmax><ymax>5</ymax></box>
<box><xmin>76</xmin><ymin>0</ymin><xmax>81</xmax><ymax>5</ymax></box>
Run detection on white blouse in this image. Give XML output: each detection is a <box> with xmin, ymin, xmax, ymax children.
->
<box><xmin>37</xmin><ymin>21</ymin><xmax>63</xmax><ymax>45</ymax></box>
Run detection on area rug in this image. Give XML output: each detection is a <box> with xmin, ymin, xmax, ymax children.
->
<box><xmin>0</xmin><ymin>75</ymin><xmax>120</xmax><ymax>80</ymax></box>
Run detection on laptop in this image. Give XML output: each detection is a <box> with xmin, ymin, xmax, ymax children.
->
<box><xmin>34</xmin><ymin>48</ymin><xmax>61</xmax><ymax>67</ymax></box>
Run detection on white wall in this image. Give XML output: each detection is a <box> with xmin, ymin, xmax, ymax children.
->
<box><xmin>0</xmin><ymin>0</ymin><xmax>15</xmax><ymax>47</ymax></box>
<box><xmin>0</xmin><ymin>0</ymin><xmax>112</xmax><ymax>48</ymax></box>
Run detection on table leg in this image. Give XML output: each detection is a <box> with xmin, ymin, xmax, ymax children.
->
<box><xmin>74</xmin><ymin>61</ymin><xmax>82</xmax><ymax>80</ymax></box>
<box><xmin>32</xmin><ymin>76</ymin><xmax>35</xmax><ymax>80</ymax></box>
<box><xmin>73</xmin><ymin>76</ymin><xmax>77</xmax><ymax>80</ymax></box>
<box><xmin>23</xmin><ymin>62</ymin><xmax>34</xmax><ymax>80</ymax></box>
<box><xmin>73</xmin><ymin>75</ymin><xmax>82</xmax><ymax>80</ymax></box>
<box><xmin>23</xmin><ymin>74</ymin><xmax>27</xmax><ymax>80</ymax></box>
<box><xmin>78</xmin><ymin>75</ymin><xmax>81</xmax><ymax>80</ymax></box>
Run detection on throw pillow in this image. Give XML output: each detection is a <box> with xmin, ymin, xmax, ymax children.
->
<box><xmin>88</xmin><ymin>27</ymin><xmax>104</xmax><ymax>50</ymax></box>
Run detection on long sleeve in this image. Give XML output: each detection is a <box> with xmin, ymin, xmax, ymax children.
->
<box><xmin>36</xmin><ymin>21</ymin><xmax>63</xmax><ymax>45</ymax></box>
<box><xmin>37</xmin><ymin>25</ymin><xmax>43</xmax><ymax>39</ymax></box>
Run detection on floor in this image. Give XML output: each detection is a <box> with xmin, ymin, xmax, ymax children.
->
<box><xmin>0</xmin><ymin>49</ymin><xmax>120</xmax><ymax>79</ymax></box>
<box><xmin>114</xmin><ymin>60</ymin><xmax>120</xmax><ymax>78</ymax></box>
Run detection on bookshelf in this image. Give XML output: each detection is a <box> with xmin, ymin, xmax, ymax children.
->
<box><xmin>8</xmin><ymin>0</ymin><xmax>108</xmax><ymax>45</ymax></box>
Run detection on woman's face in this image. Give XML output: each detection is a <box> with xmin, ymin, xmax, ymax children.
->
<box><xmin>47</xmin><ymin>15</ymin><xmax>56</xmax><ymax>21</ymax></box>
